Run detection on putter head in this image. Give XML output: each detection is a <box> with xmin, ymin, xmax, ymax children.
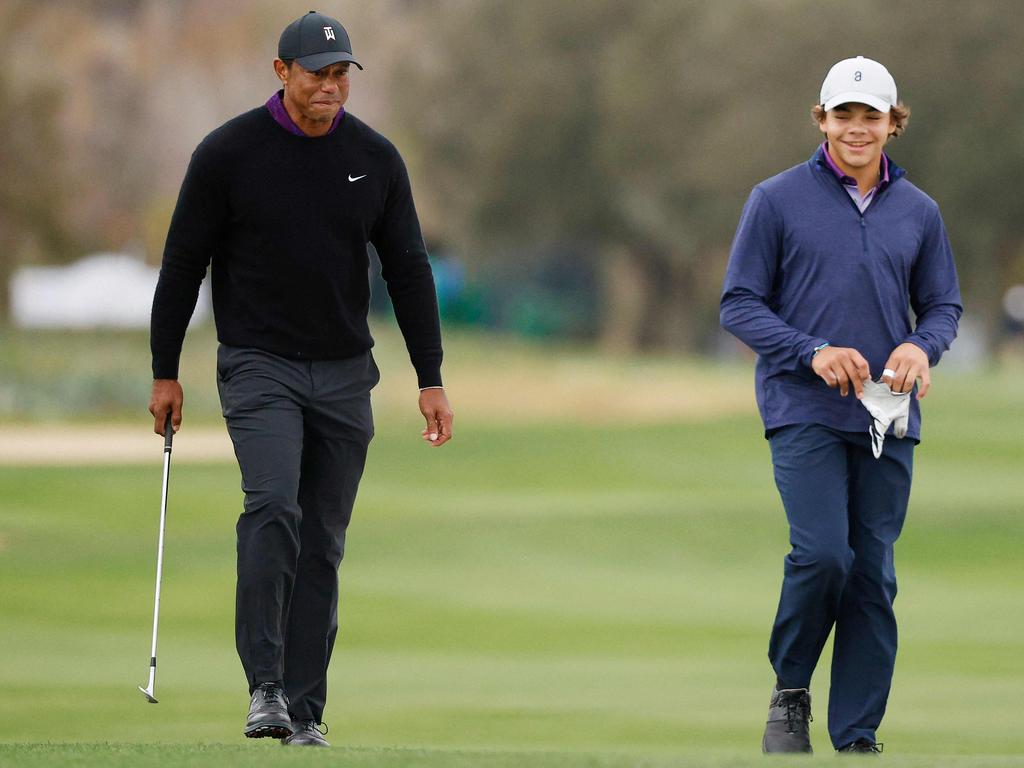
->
<box><xmin>138</xmin><ymin>685</ymin><xmax>158</xmax><ymax>704</ymax></box>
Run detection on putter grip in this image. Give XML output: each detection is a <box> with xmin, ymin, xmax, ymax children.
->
<box><xmin>164</xmin><ymin>413</ymin><xmax>174</xmax><ymax>449</ymax></box>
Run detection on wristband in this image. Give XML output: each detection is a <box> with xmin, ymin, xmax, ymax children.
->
<box><xmin>812</xmin><ymin>342</ymin><xmax>831</xmax><ymax>357</ymax></box>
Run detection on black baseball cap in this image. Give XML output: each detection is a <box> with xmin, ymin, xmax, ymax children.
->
<box><xmin>278</xmin><ymin>10</ymin><xmax>362</xmax><ymax>71</ymax></box>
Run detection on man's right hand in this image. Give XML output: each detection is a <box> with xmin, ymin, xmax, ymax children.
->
<box><xmin>811</xmin><ymin>345</ymin><xmax>870</xmax><ymax>399</ymax></box>
<box><xmin>149</xmin><ymin>379</ymin><xmax>183</xmax><ymax>435</ymax></box>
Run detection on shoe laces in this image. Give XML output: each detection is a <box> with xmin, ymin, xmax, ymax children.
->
<box><xmin>778</xmin><ymin>692</ymin><xmax>812</xmax><ymax>734</ymax></box>
<box><xmin>297</xmin><ymin>719</ymin><xmax>328</xmax><ymax>735</ymax></box>
<box><xmin>846</xmin><ymin>739</ymin><xmax>883</xmax><ymax>753</ymax></box>
<box><xmin>255</xmin><ymin>682</ymin><xmax>285</xmax><ymax>703</ymax></box>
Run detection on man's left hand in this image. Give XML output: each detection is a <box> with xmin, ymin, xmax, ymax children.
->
<box><xmin>882</xmin><ymin>342</ymin><xmax>931</xmax><ymax>399</ymax></box>
<box><xmin>419</xmin><ymin>388</ymin><xmax>453</xmax><ymax>447</ymax></box>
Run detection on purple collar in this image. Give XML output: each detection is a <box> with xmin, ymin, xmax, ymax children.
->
<box><xmin>265</xmin><ymin>90</ymin><xmax>344</xmax><ymax>137</ymax></box>
<box><xmin>820</xmin><ymin>141</ymin><xmax>890</xmax><ymax>189</ymax></box>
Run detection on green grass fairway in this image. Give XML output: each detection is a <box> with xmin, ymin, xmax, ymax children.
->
<box><xmin>0</xmin><ymin>356</ymin><xmax>1022</xmax><ymax>766</ymax></box>
<box><xmin>1</xmin><ymin>744</ymin><xmax>1022</xmax><ymax>768</ymax></box>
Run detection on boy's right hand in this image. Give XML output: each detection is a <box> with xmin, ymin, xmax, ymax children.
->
<box><xmin>811</xmin><ymin>346</ymin><xmax>870</xmax><ymax>399</ymax></box>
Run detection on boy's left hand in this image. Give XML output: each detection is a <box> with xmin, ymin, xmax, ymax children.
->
<box><xmin>882</xmin><ymin>343</ymin><xmax>930</xmax><ymax>399</ymax></box>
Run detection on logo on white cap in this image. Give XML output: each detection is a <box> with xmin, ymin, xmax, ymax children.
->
<box><xmin>323</xmin><ymin>26</ymin><xmax>336</xmax><ymax>41</ymax></box>
<box><xmin>820</xmin><ymin>56</ymin><xmax>898</xmax><ymax>113</ymax></box>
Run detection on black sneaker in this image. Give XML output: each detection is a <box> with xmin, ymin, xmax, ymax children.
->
<box><xmin>281</xmin><ymin>719</ymin><xmax>330</xmax><ymax>747</ymax></box>
<box><xmin>244</xmin><ymin>682</ymin><xmax>292</xmax><ymax>739</ymax></box>
<box><xmin>838</xmin><ymin>739</ymin><xmax>883</xmax><ymax>754</ymax></box>
<box><xmin>761</xmin><ymin>685</ymin><xmax>813</xmax><ymax>753</ymax></box>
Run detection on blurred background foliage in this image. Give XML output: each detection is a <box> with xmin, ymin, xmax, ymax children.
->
<box><xmin>2</xmin><ymin>0</ymin><xmax>1023</xmax><ymax>358</ymax></box>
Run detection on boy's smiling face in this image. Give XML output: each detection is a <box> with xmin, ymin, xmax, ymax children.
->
<box><xmin>818</xmin><ymin>102</ymin><xmax>895</xmax><ymax>177</ymax></box>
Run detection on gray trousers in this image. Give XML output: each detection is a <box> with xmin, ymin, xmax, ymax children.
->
<box><xmin>216</xmin><ymin>344</ymin><xmax>378</xmax><ymax>722</ymax></box>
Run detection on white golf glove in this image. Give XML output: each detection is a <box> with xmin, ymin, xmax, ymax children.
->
<box><xmin>860</xmin><ymin>378</ymin><xmax>910</xmax><ymax>459</ymax></box>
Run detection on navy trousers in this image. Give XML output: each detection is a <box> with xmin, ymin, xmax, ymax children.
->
<box><xmin>767</xmin><ymin>423</ymin><xmax>914</xmax><ymax>750</ymax></box>
<box><xmin>217</xmin><ymin>344</ymin><xmax>378</xmax><ymax>723</ymax></box>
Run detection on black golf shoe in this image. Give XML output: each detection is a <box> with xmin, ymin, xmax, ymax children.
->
<box><xmin>761</xmin><ymin>685</ymin><xmax>813</xmax><ymax>753</ymax></box>
<box><xmin>281</xmin><ymin>719</ymin><xmax>330</xmax><ymax>747</ymax></box>
<box><xmin>244</xmin><ymin>682</ymin><xmax>292</xmax><ymax>739</ymax></box>
<box><xmin>838</xmin><ymin>739</ymin><xmax>883</xmax><ymax>754</ymax></box>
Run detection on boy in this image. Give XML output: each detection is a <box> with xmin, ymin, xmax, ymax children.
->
<box><xmin>720</xmin><ymin>56</ymin><xmax>961</xmax><ymax>754</ymax></box>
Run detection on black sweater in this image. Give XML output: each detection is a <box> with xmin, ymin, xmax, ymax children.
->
<box><xmin>150</xmin><ymin>107</ymin><xmax>442</xmax><ymax>388</ymax></box>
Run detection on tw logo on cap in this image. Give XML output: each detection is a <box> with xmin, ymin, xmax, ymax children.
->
<box><xmin>323</xmin><ymin>26</ymin><xmax>336</xmax><ymax>41</ymax></box>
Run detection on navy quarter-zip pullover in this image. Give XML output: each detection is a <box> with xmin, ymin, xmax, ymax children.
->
<box><xmin>720</xmin><ymin>146</ymin><xmax>962</xmax><ymax>440</ymax></box>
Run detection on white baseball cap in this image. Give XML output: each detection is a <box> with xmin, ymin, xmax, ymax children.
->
<box><xmin>820</xmin><ymin>56</ymin><xmax>898</xmax><ymax>112</ymax></box>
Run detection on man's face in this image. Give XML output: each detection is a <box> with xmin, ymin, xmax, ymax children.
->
<box><xmin>818</xmin><ymin>102</ymin><xmax>895</xmax><ymax>172</ymax></box>
<box><xmin>276</xmin><ymin>60</ymin><xmax>350</xmax><ymax>124</ymax></box>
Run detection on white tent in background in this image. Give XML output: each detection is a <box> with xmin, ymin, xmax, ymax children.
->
<box><xmin>10</xmin><ymin>253</ymin><xmax>210</xmax><ymax>329</ymax></box>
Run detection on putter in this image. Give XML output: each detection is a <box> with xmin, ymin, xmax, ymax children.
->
<box><xmin>139</xmin><ymin>412</ymin><xmax>174</xmax><ymax>704</ymax></box>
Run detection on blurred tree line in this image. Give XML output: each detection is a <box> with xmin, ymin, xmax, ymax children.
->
<box><xmin>2</xmin><ymin>0</ymin><xmax>1023</xmax><ymax>354</ymax></box>
<box><xmin>392</xmin><ymin>0</ymin><xmax>1024</xmax><ymax>353</ymax></box>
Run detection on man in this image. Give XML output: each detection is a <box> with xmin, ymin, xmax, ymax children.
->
<box><xmin>720</xmin><ymin>56</ymin><xmax>961</xmax><ymax>754</ymax></box>
<box><xmin>148</xmin><ymin>11</ymin><xmax>453</xmax><ymax>747</ymax></box>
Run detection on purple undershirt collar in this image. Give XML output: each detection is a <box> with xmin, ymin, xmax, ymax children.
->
<box><xmin>265</xmin><ymin>90</ymin><xmax>344</xmax><ymax>137</ymax></box>
<box><xmin>820</xmin><ymin>141</ymin><xmax>890</xmax><ymax>188</ymax></box>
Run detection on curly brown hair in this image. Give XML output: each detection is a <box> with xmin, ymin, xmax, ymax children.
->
<box><xmin>811</xmin><ymin>102</ymin><xmax>911</xmax><ymax>138</ymax></box>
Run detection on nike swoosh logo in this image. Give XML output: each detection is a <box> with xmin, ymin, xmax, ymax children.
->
<box><xmin>348</xmin><ymin>174</ymin><xmax>367</xmax><ymax>182</ymax></box>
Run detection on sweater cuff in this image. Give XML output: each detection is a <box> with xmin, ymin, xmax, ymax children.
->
<box><xmin>152</xmin><ymin>357</ymin><xmax>180</xmax><ymax>380</ymax></box>
<box><xmin>415</xmin><ymin>365</ymin><xmax>442</xmax><ymax>390</ymax></box>
<box><xmin>801</xmin><ymin>337</ymin><xmax>830</xmax><ymax>368</ymax></box>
